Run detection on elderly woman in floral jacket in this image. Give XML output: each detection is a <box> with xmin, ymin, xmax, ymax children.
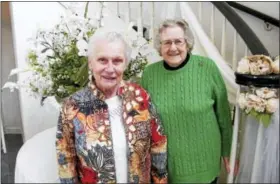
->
<box><xmin>55</xmin><ymin>30</ymin><xmax>168</xmax><ymax>183</ymax></box>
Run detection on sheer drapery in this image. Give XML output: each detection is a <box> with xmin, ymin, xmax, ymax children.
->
<box><xmin>236</xmin><ymin>110</ymin><xmax>279</xmax><ymax>183</ymax></box>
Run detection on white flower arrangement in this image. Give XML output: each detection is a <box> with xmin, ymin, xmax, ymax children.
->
<box><xmin>2</xmin><ymin>2</ymin><xmax>151</xmax><ymax>102</ymax></box>
<box><xmin>238</xmin><ymin>87</ymin><xmax>279</xmax><ymax>127</ymax></box>
<box><xmin>237</xmin><ymin>55</ymin><xmax>279</xmax><ymax>75</ymax></box>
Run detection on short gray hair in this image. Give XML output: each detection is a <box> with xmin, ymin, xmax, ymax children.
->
<box><xmin>155</xmin><ymin>19</ymin><xmax>195</xmax><ymax>53</ymax></box>
<box><xmin>87</xmin><ymin>31</ymin><xmax>131</xmax><ymax>63</ymax></box>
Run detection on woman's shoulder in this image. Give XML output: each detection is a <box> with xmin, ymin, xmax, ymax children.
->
<box><xmin>144</xmin><ymin>60</ymin><xmax>163</xmax><ymax>72</ymax></box>
<box><xmin>65</xmin><ymin>86</ymin><xmax>93</xmax><ymax>103</ymax></box>
<box><xmin>123</xmin><ymin>82</ymin><xmax>149</xmax><ymax>97</ymax></box>
<box><xmin>191</xmin><ymin>54</ymin><xmax>214</xmax><ymax>63</ymax></box>
<box><xmin>190</xmin><ymin>54</ymin><xmax>219</xmax><ymax>69</ymax></box>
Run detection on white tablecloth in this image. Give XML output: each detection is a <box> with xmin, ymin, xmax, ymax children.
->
<box><xmin>15</xmin><ymin>126</ymin><xmax>60</xmax><ymax>183</ymax></box>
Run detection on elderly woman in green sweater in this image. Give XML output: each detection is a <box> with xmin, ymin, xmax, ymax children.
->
<box><xmin>141</xmin><ymin>19</ymin><xmax>235</xmax><ymax>183</ymax></box>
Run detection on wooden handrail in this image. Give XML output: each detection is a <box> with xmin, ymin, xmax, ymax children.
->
<box><xmin>212</xmin><ymin>2</ymin><xmax>270</xmax><ymax>56</ymax></box>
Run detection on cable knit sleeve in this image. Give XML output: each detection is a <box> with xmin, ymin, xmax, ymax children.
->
<box><xmin>211</xmin><ymin>61</ymin><xmax>233</xmax><ymax>157</ymax></box>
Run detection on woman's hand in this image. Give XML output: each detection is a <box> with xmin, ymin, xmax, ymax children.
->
<box><xmin>223</xmin><ymin>157</ymin><xmax>239</xmax><ymax>176</ymax></box>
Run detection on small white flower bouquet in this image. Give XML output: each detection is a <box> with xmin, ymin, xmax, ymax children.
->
<box><xmin>237</xmin><ymin>55</ymin><xmax>279</xmax><ymax>75</ymax></box>
<box><xmin>238</xmin><ymin>87</ymin><xmax>279</xmax><ymax>127</ymax></box>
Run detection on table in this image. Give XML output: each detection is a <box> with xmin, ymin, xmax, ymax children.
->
<box><xmin>14</xmin><ymin>126</ymin><xmax>59</xmax><ymax>183</ymax></box>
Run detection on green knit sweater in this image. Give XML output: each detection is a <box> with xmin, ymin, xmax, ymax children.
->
<box><xmin>141</xmin><ymin>54</ymin><xmax>232</xmax><ymax>183</ymax></box>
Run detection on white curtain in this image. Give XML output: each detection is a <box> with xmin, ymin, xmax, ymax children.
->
<box><xmin>235</xmin><ymin>110</ymin><xmax>279</xmax><ymax>183</ymax></box>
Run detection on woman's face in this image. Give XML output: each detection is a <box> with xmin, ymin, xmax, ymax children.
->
<box><xmin>89</xmin><ymin>40</ymin><xmax>127</xmax><ymax>93</ymax></box>
<box><xmin>160</xmin><ymin>26</ymin><xmax>188</xmax><ymax>67</ymax></box>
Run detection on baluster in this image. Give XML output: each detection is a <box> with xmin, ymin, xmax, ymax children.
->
<box><xmin>228</xmin><ymin>95</ymin><xmax>240</xmax><ymax>183</ymax></box>
<box><xmin>245</xmin><ymin>45</ymin><xmax>248</xmax><ymax>56</ymax></box>
<box><xmin>221</xmin><ymin>17</ymin><xmax>227</xmax><ymax>58</ymax></box>
<box><xmin>137</xmin><ymin>2</ymin><xmax>143</xmax><ymax>37</ymax></box>
<box><xmin>0</xmin><ymin>116</ymin><xmax>7</xmax><ymax>153</ymax></box>
<box><xmin>116</xmin><ymin>2</ymin><xmax>120</xmax><ymax>18</ymax></box>
<box><xmin>232</xmin><ymin>30</ymin><xmax>238</xmax><ymax>70</ymax></box>
<box><xmin>149</xmin><ymin>2</ymin><xmax>155</xmax><ymax>45</ymax></box>
<box><xmin>210</xmin><ymin>4</ymin><xmax>215</xmax><ymax>42</ymax></box>
<box><xmin>198</xmin><ymin>2</ymin><xmax>202</xmax><ymax>22</ymax></box>
<box><xmin>125</xmin><ymin>2</ymin><xmax>131</xmax><ymax>24</ymax></box>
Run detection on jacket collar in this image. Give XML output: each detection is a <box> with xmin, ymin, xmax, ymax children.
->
<box><xmin>88</xmin><ymin>78</ymin><xmax>127</xmax><ymax>101</ymax></box>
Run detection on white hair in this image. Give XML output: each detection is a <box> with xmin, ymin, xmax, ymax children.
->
<box><xmin>155</xmin><ymin>18</ymin><xmax>195</xmax><ymax>54</ymax></box>
<box><xmin>87</xmin><ymin>29</ymin><xmax>132</xmax><ymax>63</ymax></box>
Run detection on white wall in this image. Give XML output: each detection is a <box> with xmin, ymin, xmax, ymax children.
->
<box><xmin>236</xmin><ymin>2</ymin><xmax>279</xmax><ymax>57</ymax></box>
<box><xmin>238</xmin><ymin>2</ymin><xmax>279</xmax><ymax>20</ymax></box>
<box><xmin>1</xmin><ymin>19</ymin><xmax>22</xmax><ymax>134</ymax></box>
<box><xmin>10</xmin><ymin>2</ymin><xmax>64</xmax><ymax>141</ymax></box>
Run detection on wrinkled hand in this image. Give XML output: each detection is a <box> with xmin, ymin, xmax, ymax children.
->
<box><xmin>223</xmin><ymin>157</ymin><xmax>239</xmax><ymax>176</ymax></box>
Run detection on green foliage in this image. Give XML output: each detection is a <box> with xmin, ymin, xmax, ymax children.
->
<box><xmin>123</xmin><ymin>55</ymin><xmax>148</xmax><ymax>83</ymax></box>
<box><xmin>249</xmin><ymin>109</ymin><xmax>272</xmax><ymax>127</ymax></box>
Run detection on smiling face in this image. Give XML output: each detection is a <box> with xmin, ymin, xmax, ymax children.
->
<box><xmin>160</xmin><ymin>26</ymin><xmax>188</xmax><ymax>67</ymax></box>
<box><xmin>89</xmin><ymin>40</ymin><xmax>127</xmax><ymax>95</ymax></box>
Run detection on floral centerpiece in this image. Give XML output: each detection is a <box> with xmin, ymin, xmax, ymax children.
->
<box><xmin>237</xmin><ymin>54</ymin><xmax>279</xmax><ymax>75</ymax></box>
<box><xmin>238</xmin><ymin>87</ymin><xmax>278</xmax><ymax>127</ymax></box>
<box><xmin>3</xmin><ymin>2</ymin><xmax>150</xmax><ymax>103</ymax></box>
<box><xmin>236</xmin><ymin>55</ymin><xmax>279</xmax><ymax>127</ymax></box>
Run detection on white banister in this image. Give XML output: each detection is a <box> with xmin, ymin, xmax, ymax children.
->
<box><xmin>245</xmin><ymin>45</ymin><xmax>248</xmax><ymax>56</ymax></box>
<box><xmin>149</xmin><ymin>2</ymin><xmax>155</xmax><ymax>46</ymax></box>
<box><xmin>137</xmin><ymin>2</ymin><xmax>143</xmax><ymax>37</ymax></box>
<box><xmin>0</xmin><ymin>48</ymin><xmax>7</xmax><ymax>153</ymax></box>
<box><xmin>198</xmin><ymin>2</ymin><xmax>202</xmax><ymax>22</ymax></box>
<box><xmin>210</xmin><ymin>4</ymin><xmax>215</xmax><ymax>42</ymax></box>
<box><xmin>221</xmin><ymin>17</ymin><xmax>227</xmax><ymax>57</ymax></box>
<box><xmin>228</xmin><ymin>88</ymin><xmax>241</xmax><ymax>183</ymax></box>
<box><xmin>125</xmin><ymin>2</ymin><xmax>131</xmax><ymax>24</ymax></box>
<box><xmin>116</xmin><ymin>2</ymin><xmax>120</xmax><ymax>18</ymax></box>
<box><xmin>0</xmin><ymin>114</ymin><xmax>7</xmax><ymax>153</ymax></box>
<box><xmin>232</xmin><ymin>30</ymin><xmax>238</xmax><ymax>70</ymax></box>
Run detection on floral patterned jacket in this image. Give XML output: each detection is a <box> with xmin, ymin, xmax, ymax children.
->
<box><xmin>56</xmin><ymin>81</ymin><xmax>168</xmax><ymax>183</ymax></box>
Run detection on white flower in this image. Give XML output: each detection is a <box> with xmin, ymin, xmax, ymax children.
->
<box><xmin>100</xmin><ymin>20</ymin><xmax>105</xmax><ymax>27</ymax></box>
<box><xmin>9</xmin><ymin>68</ymin><xmax>30</xmax><ymax>77</ymax></box>
<box><xmin>131</xmin><ymin>50</ymin><xmax>139</xmax><ymax>60</ymax></box>
<box><xmin>272</xmin><ymin>56</ymin><xmax>279</xmax><ymax>74</ymax></box>
<box><xmin>253</xmin><ymin>101</ymin><xmax>266</xmax><ymax>112</ymax></box>
<box><xmin>238</xmin><ymin>93</ymin><xmax>247</xmax><ymax>109</ymax></box>
<box><xmin>266</xmin><ymin>98</ymin><xmax>279</xmax><ymax>113</ymax></box>
<box><xmin>245</xmin><ymin>101</ymin><xmax>254</xmax><ymax>113</ymax></box>
<box><xmin>57</xmin><ymin>86</ymin><xmax>66</xmax><ymax>93</ymax></box>
<box><xmin>248</xmin><ymin>55</ymin><xmax>273</xmax><ymax>75</ymax></box>
<box><xmin>237</xmin><ymin>58</ymin><xmax>250</xmax><ymax>74</ymax></box>
<box><xmin>246</xmin><ymin>93</ymin><xmax>266</xmax><ymax>112</ymax></box>
<box><xmin>76</xmin><ymin>39</ymin><xmax>88</xmax><ymax>56</ymax></box>
<box><xmin>255</xmin><ymin>88</ymin><xmax>277</xmax><ymax>99</ymax></box>
<box><xmin>2</xmin><ymin>82</ymin><xmax>19</xmax><ymax>92</ymax></box>
<box><xmin>247</xmin><ymin>94</ymin><xmax>262</xmax><ymax>103</ymax></box>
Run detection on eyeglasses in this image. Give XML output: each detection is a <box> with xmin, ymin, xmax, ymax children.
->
<box><xmin>160</xmin><ymin>38</ymin><xmax>186</xmax><ymax>47</ymax></box>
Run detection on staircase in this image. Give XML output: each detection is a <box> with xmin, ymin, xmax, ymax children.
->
<box><xmin>91</xmin><ymin>2</ymin><xmax>275</xmax><ymax>68</ymax></box>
